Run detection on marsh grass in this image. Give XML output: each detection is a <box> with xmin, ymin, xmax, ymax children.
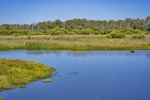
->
<box><xmin>0</xmin><ymin>97</ymin><xmax>3</xmax><ymax>100</ymax></box>
<box><xmin>0</xmin><ymin>35</ymin><xmax>150</xmax><ymax>50</ymax></box>
<box><xmin>0</xmin><ymin>58</ymin><xmax>55</xmax><ymax>92</ymax></box>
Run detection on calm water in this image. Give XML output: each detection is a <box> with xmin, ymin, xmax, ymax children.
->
<box><xmin>0</xmin><ymin>50</ymin><xmax>150</xmax><ymax>100</ymax></box>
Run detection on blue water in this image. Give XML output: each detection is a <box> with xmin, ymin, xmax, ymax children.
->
<box><xmin>0</xmin><ymin>50</ymin><xmax>150</xmax><ymax>100</ymax></box>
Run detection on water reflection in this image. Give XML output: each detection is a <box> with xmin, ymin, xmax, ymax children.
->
<box><xmin>0</xmin><ymin>50</ymin><xmax>150</xmax><ymax>100</ymax></box>
<box><xmin>26</xmin><ymin>50</ymin><xmax>150</xmax><ymax>58</ymax></box>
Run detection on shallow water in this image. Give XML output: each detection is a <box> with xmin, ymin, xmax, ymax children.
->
<box><xmin>0</xmin><ymin>50</ymin><xmax>150</xmax><ymax>100</ymax></box>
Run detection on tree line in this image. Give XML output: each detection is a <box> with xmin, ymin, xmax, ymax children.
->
<box><xmin>0</xmin><ymin>16</ymin><xmax>150</xmax><ymax>37</ymax></box>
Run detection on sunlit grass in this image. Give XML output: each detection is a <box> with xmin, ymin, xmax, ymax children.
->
<box><xmin>0</xmin><ymin>35</ymin><xmax>150</xmax><ymax>50</ymax></box>
<box><xmin>0</xmin><ymin>58</ymin><xmax>55</xmax><ymax>92</ymax></box>
<box><xmin>0</xmin><ymin>97</ymin><xmax>3</xmax><ymax>100</ymax></box>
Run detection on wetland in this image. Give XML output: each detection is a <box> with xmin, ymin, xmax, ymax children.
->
<box><xmin>0</xmin><ymin>50</ymin><xmax>150</xmax><ymax>100</ymax></box>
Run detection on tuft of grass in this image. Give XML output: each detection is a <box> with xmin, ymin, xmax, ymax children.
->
<box><xmin>0</xmin><ymin>58</ymin><xmax>56</xmax><ymax>92</ymax></box>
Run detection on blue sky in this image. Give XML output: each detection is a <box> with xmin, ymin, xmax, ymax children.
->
<box><xmin>0</xmin><ymin>0</ymin><xmax>150</xmax><ymax>24</ymax></box>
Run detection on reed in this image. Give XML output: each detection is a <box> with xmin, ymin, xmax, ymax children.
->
<box><xmin>0</xmin><ymin>58</ymin><xmax>55</xmax><ymax>92</ymax></box>
<box><xmin>0</xmin><ymin>35</ymin><xmax>150</xmax><ymax>50</ymax></box>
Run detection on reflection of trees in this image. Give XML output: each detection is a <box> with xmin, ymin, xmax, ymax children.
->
<box><xmin>26</xmin><ymin>50</ymin><xmax>150</xmax><ymax>58</ymax></box>
<box><xmin>26</xmin><ymin>50</ymin><xmax>62</xmax><ymax>57</ymax></box>
<box><xmin>26</xmin><ymin>50</ymin><xmax>44</xmax><ymax>55</ymax></box>
<box><xmin>66</xmin><ymin>51</ymin><xmax>150</xmax><ymax>58</ymax></box>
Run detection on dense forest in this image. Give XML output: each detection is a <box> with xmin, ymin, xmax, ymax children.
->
<box><xmin>0</xmin><ymin>16</ymin><xmax>150</xmax><ymax>38</ymax></box>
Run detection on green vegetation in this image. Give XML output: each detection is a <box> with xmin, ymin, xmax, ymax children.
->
<box><xmin>0</xmin><ymin>16</ymin><xmax>150</xmax><ymax>36</ymax></box>
<box><xmin>0</xmin><ymin>97</ymin><xmax>3</xmax><ymax>100</ymax></box>
<box><xmin>0</xmin><ymin>35</ymin><xmax>150</xmax><ymax>50</ymax></box>
<box><xmin>0</xmin><ymin>16</ymin><xmax>150</xmax><ymax>50</ymax></box>
<box><xmin>131</xmin><ymin>34</ymin><xmax>146</xmax><ymax>39</ymax></box>
<box><xmin>0</xmin><ymin>58</ymin><xmax>55</xmax><ymax>92</ymax></box>
<box><xmin>109</xmin><ymin>30</ymin><xmax>126</xmax><ymax>38</ymax></box>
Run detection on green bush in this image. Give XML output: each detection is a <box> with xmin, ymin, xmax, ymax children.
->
<box><xmin>104</xmin><ymin>29</ymin><xmax>113</xmax><ymax>34</ymax></box>
<box><xmin>131</xmin><ymin>34</ymin><xmax>146</xmax><ymax>39</ymax></box>
<box><xmin>52</xmin><ymin>31</ymin><xmax>65</xmax><ymax>35</ymax></box>
<box><xmin>98</xmin><ymin>29</ymin><xmax>105</xmax><ymax>35</ymax></box>
<box><xmin>81</xmin><ymin>30</ymin><xmax>90</xmax><ymax>35</ymax></box>
<box><xmin>12</xmin><ymin>33</ymin><xmax>21</xmax><ymax>36</ymax></box>
<box><xmin>9</xmin><ymin>30</ymin><xmax>29</xmax><ymax>35</ymax></box>
<box><xmin>122</xmin><ymin>28</ymin><xmax>144</xmax><ymax>35</ymax></box>
<box><xmin>110</xmin><ymin>30</ymin><xmax>126</xmax><ymax>38</ymax></box>
<box><xmin>106</xmin><ymin>34</ymin><xmax>112</xmax><ymax>38</ymax></box>
<box><xmin>0</xmin><ymin>30</ymin><xmax>9</xmax><ymax>35</ymax></box>
<box><xmin>73</xmin><ymin>29</ymin><xmax>81</xmax><ymax>35</ymax></box>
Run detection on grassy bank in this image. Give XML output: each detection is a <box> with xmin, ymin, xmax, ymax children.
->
<box><xmin>0</xmin><ymin>35</ymin><xmax>150</xmax><ymax>50</ymax></box>
<box><xmin>0</xmin><ymin>58</ymin><xmax>55</xmax><ymax>92</ymax></box>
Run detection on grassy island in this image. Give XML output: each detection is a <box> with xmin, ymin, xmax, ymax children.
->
<box><xmin>0</xmin><ymin>58</ymin><xmax>55</xmax><ymax>92</ymax></box>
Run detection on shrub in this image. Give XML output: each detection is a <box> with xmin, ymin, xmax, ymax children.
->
<box><xmin>110</xmin><ymin>30</ymin><xmax>126</xmax><ymax>38</ymax></box>
<box><xmin>73</xmin><ymin>29</ymin><xmax>81</xmax><ymax>35</ymax></box>
<box><xmin>9</xmin><ymin>30</ymin><xmax>29</xmax><ymax>35</ymax></box>
<box><xmin>104</xmin><ymin>29</ymin><xmax>112</xmax><ymax>34</ymax></box>
<box><xmin>106</xmin><ymin>34</ymin><xmax>112</xmax><ymax>38</ymax></box>
<box><xmin>145</xmin><ymin>31</ymin><xmax>150</xmax><ymax>35</ymax></box>
<box><xmin>0</xmin><ymin>30</ymin><xmax>9</xmax><ymax>35</ymax></box>
<box><xmin>53</xmin><ymin>31</ymin><xmax>65</xmax><ymax>35</ymax></box>
<box><xmin>68</xmin><ymin>32</ymin><xmax>76</xmax><ymax>35</ymax></box>
<box><xmin>81</xmin><ymin>30</ymin><xmax>90</xmax><ymax>35</ymax></box>
<box><xmin>13</xmin><ymin>33</ymin><xmax>21</xmax><ymax>36</ymax></box>
<box><xmin>99</xmin><ymin>29</ymin><xmax>105</xmax><ymax>35</ymax></box>
<box><xmin>123</xmin><ymin>28</ymin><xmax>144</xmax><ymax>35</ymax></box>
<box><xmin>131</xmin><ymin>34</ymin><xmax>146</xmax><ymax>39</ymax></box>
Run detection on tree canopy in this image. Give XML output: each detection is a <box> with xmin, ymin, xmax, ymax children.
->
<box><xmin>0</xmin><ymin>16</ymin><xmax>150</xmax><ymax>36</ymax></box>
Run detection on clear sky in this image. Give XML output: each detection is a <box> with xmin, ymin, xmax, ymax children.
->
<box><xmin>0</xmin><ymin>0</ymin><xmax>150</xmax><ymax>24</ymax></box>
